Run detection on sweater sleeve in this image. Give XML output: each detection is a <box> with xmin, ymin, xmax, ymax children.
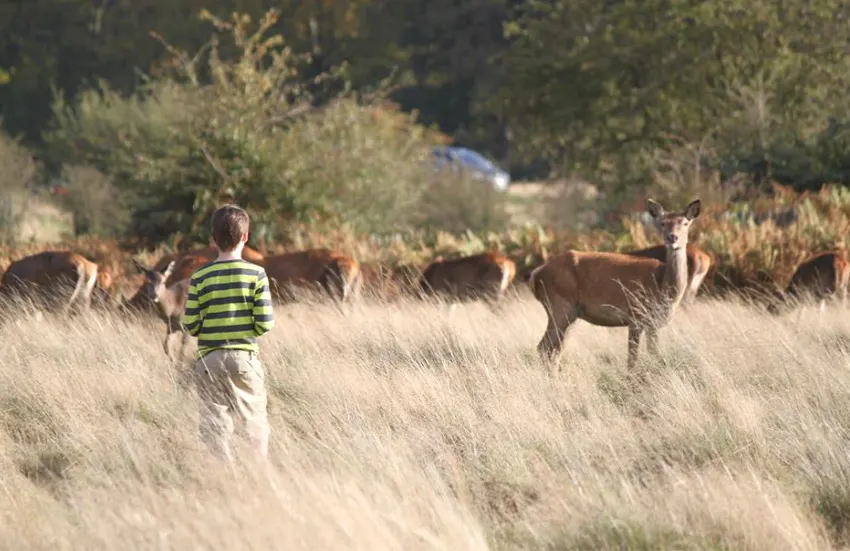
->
<box><xmin>182</xmin><ymin>278</ymin><xmax>202</xmax><ymax>336</ymax></box>
<box><xmin>252</xmin><ymin>269</ymin><xmax>274</xmax><ymax>337</ymax></box>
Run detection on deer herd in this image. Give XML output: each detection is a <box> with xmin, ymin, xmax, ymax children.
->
<box><xmin>1</xmin><ymin>198</ymin><xmax>848</xmax><ymax>372</ymax></box>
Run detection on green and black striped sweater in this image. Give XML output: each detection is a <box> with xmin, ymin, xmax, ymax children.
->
<box><xmin>183</xmin><ymin>259</ymin><xmax>275</xmax><ymax>358</ymax></box>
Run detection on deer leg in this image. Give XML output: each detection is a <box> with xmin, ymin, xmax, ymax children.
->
<box><xmin>627</xmin><ymin>325</ymin><xmax>643</xmax><ymax>370</ymax></box>
<box><xmin>321</xmin><ymin>272</ymin><xmax>347</xmax><ymax>315</ymax></box>
<box><xmin>340</xmin><ymin>276</ymin><xmax>358</xmax><ymax>317</ymax></box>
<box><xmin>646</xmin><ymin>328</ymin><xmax>660</xmax><ymax>359</ymax></box>
<box><xmin>536</xmin><ymin>303</ymin><xmax>579</xmax><ymax>373</ymax></box>
<box><xmin>79</xmin><ymin>290</ymin><xmax>93</xmax><ymax>315</ymax></box>
<box><xmin>163</xmin><ymin>316</ymin><xmax>181</xmax><ymax>360</ymax></box>
<box><xmin>64</xmin><ymin>270</ymin><xmax>87</xmax><ymax>316</ymax></box>
<box><xmin>180</xmin><ymin>330</ymin><xmax>192</xmax><ymax>360</ymax></box>
<box><xmin>682</xmin><ymin>288</ymin><xmax>697</xmax><ymax>307</ymax></box>
<box><xmin>163</xmin><ymin>329</ymin><xmax>174</xmax><ymax>360</ymax></box>
<box><xmin>447</xmin><ymin>302</ymin><xmax>459</xmax><ymax>320</ymax></box>
<box><xmin>483</xmin><ymin>291</ymin><xmax>505</xmax><ymax>315</ymax></box>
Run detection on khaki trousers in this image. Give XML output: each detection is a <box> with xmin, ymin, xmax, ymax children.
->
<box><xmin>193</xmin><ymin>349</ymin><xmax>270</xmax><ymax>463</ymax></box>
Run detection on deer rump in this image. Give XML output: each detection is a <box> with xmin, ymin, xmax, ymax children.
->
<box><xmin>0</xmin><ymin>251</ymin><xmax>98</xmax><ymax>311</ymax></box>
<box><xmin>786</xmin><ymin>251</ymin><xmax>850</xmax><ymax>301</ymax></box>
<box><xmin>265</xmin><ymin>250</ymin><xmax>359</xmax><ymax>303</ymax></box>
<box><xmin>419</xmin><ymin>254</ymin><xmax>512</xmax><ymax>303</ymax></box>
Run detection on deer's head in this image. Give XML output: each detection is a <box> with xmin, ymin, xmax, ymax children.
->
<box><xmin>133</xmin><ymin>259</ymin><xmax>175</xmax><ymax>305</ymax></box>
<box><xmin>647</xmin><ymin>199</ymin><xmax>701</xmax><ymax>250</ymax></box>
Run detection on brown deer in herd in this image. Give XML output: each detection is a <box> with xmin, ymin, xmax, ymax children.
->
<box><xmin>126</xmin><ymin>259</ymin><xmax>193</xmax><ymax>360</ymax></box>
<box><xmin>262</xmin><ymin>248</ymin><xmax>361</xmax><ymax>310</ymax></box>
<box><xmin>0</xmin><ymin>251</ymin><xmax>111</xmax><ymax>314</ymax></box>
<box><xmin>529</xmin><ymin>199</ymin><xmax>702</xmax><ymax>372</ymax></box>
<box><xmin>419</xmin><ymin>252</ymin><xmax>516</xmax><ymax>313</ymax></box>
<box><xmin>767</xmin><ymin>250</ymin><xmax>850</xmax><ymax>315</ymax></box>
<box><xmin>626</xmin><ymin>244</ymin><xmax>712</xmax><ymax>304</ymax></box>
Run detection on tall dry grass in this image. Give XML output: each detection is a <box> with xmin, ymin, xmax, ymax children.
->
<box><xmin>1</xmin><ymin>292</ymin><xmax>850</xmax><ymax>549</ymax></box>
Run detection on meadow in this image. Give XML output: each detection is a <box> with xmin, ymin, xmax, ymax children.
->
<box><xmin>2</xmin><ymin>289</ymin><xmax>850</xmax><ymax>550</ymax></box>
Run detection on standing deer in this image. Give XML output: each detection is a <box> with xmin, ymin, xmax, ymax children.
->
<box><xmin>529</xmin><ymin>199</ymin><xmax>701</xmax><ymax>372</ymax></box>
<box><xmin>0</xmin><ymin>251</ymin><xmax>105</xmax><ymax>314</ymax></box>
<box><xmin>263</xmin><ymin>248</ymin><xmax>361</xmax><ymax>310</ymax></box>
<box><xmin>123</xmin><ymin>245</ymin><xmax>265</xmax><ymax>316</ymax></box>
<box><xmin>626</xmin><ymin>244</ymin><xmax>712</xmax><ymax>303</ymax></box>
<box><xmin>768</xmin><ymin>250</ymin><xmax>850</xmax><ymax>315</ymax></box>
<box><xmin>419</xmin><ymin>252</ymin><xmax>516</xmax><ymax>313</ymax></box>
<box><xmin>126</xmin><ymin>259</ymin><xmax>193</xmax><ymax>360</ymax></box>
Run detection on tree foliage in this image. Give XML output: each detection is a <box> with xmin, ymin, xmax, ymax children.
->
<box><xmin>7</xmin><ymin>0</ymin><xmax>850</xmax><ymax>232</ymax></box>
<box><xmin>494</xmin><ymin>0</ymin><xmax>850</xmax><ymax>194</ymax></box>
<box><xmin>0</xmin><ymin>131</ymin><xmax>38</xmax><ymax>245</ymax></box>
<box><xmin>0</xmin><ymin>0</ymin><xmax>512</xmax><ymax>165</ymax></box>
<box><xmin>45</xmin><ymin>9</ymin><xmax>505</xmax><ymax>245</ymax></box>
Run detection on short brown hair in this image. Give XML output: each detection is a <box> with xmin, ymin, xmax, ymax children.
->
<box><xmin>210</xmin><ymin>205</ymin><xmax>250</xmax><ymax>252</ymax></box>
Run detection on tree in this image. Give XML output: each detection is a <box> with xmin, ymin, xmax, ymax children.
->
<box><xmin>44</xmin><ymin>9</ymin><xmax>485</xmax><ymax>245</ymax></box>
<box><xmin>492</xmin><ymin>0</ymin><xmax>850</xmax><ymax>194</ymax></box>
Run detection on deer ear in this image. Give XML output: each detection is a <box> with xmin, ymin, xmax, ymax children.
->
<box><xmin>132</xmin><ymin>259</ymin><xmax>149</xmax><ymax>274</ymax></box>
<box><xmin>685</xmin><ymin>199</ymin><xmax>702</xmax><ymax>220</ymax></box>
<box><xmin>647</xmin><ymin>199</ymin><xmax>665</xmax><ymax>219</ymax></box>
<box><xmin>162</xmin><ymin>260</ymin><xmax>176</xmax><ymax>281</ymax></box>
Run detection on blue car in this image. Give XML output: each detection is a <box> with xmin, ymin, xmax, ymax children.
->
<box><xmin>430</xmin><ymin>146</ymin><xmax>511</xmax><ymax>191</ymax></box>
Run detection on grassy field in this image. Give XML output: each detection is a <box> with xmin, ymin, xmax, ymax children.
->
<box><xmin>2</xmin><ymin>291</ymin><xmax>850</xmax><ymax>550</ymax></box>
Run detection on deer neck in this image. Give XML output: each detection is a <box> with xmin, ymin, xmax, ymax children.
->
<box><xmin>662</xmin><ymin>244</ymin><xmax>689</xmax><ymax>305</ymax></box>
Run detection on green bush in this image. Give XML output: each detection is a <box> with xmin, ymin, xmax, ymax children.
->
<box><xmin>56</xmin><ymin>165</ymin><xmax>130</xmax><ymax>238</ymax></box>
<box><xmin>416</xmin><ymin>170</ymin><xmax>510</xmax><ymax>234</ymax></box>
<box><xmin>0</xmin><ymin>131</ymin><xmax>38</xmax><ymax>245</ymax></box>
<box><xmin>265</xmin><ymin>97</ymin><xmax>440</xmax><ymax>236</ymax></box>
<box><xmin>43</xmin><ymin>9</ymin><xmax>504</xmax><ymax>246</ymax></box>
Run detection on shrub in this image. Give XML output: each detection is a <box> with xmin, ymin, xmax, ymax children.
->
<box><xmin>56</xmin><ymin>165</ymin><xmax>130</xmax><ymax>238</ymax></box>
<box><xmin>0</xmin><ymin>131</ymin><xmax>38</xmax><ymax>245</ymax></box>
<box><xmin>268</xmin><ymin>97</ymin><xmax>442</xmax><ymax>236</ymax></box>
<box><xmin>45</xmin><ymin>9</ymin><xmax>506</xmax><ymax>245</ymax></box>
<box><xmin>412</xmin><ymin>170</ymin><xmax>510</xmax><ymax>234</ymax></box>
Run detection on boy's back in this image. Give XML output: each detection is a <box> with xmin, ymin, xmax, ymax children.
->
<box><xmin>183</xmin><ymin>258</ymin><xmax>274</xmax><ymax>358</ymax></box>
<box><xmin>183</xmin><ymin>204</ymin><xmax>275</xmax><ymax>464</ymax></box>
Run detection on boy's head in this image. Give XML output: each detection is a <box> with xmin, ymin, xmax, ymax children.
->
<box><xmin>210</xmin><ymin>205</ymin><xmax>250</xmax><ymax>252</ymax></box>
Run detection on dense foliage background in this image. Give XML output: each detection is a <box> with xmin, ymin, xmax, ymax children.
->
<box><xmin>3</xmin><ymin>0</ymin><xmax>850</xmax><ymax>293</ymax></box>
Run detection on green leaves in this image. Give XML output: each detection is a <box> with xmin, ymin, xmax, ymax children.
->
<box><xmin>494</xmin><ymin>0</ymin><xmax>850</xmax><ymax>197</ymax></box>
<box><xmin>43</xmin><ymin>9</ymin><xmax>508</xmax><ymax>245</ymax></box>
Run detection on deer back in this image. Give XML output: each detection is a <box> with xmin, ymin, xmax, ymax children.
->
<box><xmin>787</xmin><ymin>251</ymin><xmax>847</xmax><ymax>297</ymax></box>
<box><xmin>1</xmin><ymin>251</ymin><xmax>85</xmax><ymax>288</ymax></box>
<box><xmin>532</xmin><ymin>250</ymin><xmax>667</xmax><ymax>319</ymax></box>
<box><xmin>264</xmin><ymin>249</ymin><xmax>339</xmax><ymax>284</ymax></box>
<box><xmin>421</xmin><ymin>253</ymin><xmax>514</xmax><ymax>296</ymax></box>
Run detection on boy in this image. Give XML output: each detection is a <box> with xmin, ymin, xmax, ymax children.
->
<box><xmin>182</xmin><ymin>205</ymin><xmax>275</xmax><ymax>463</ymax></box>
